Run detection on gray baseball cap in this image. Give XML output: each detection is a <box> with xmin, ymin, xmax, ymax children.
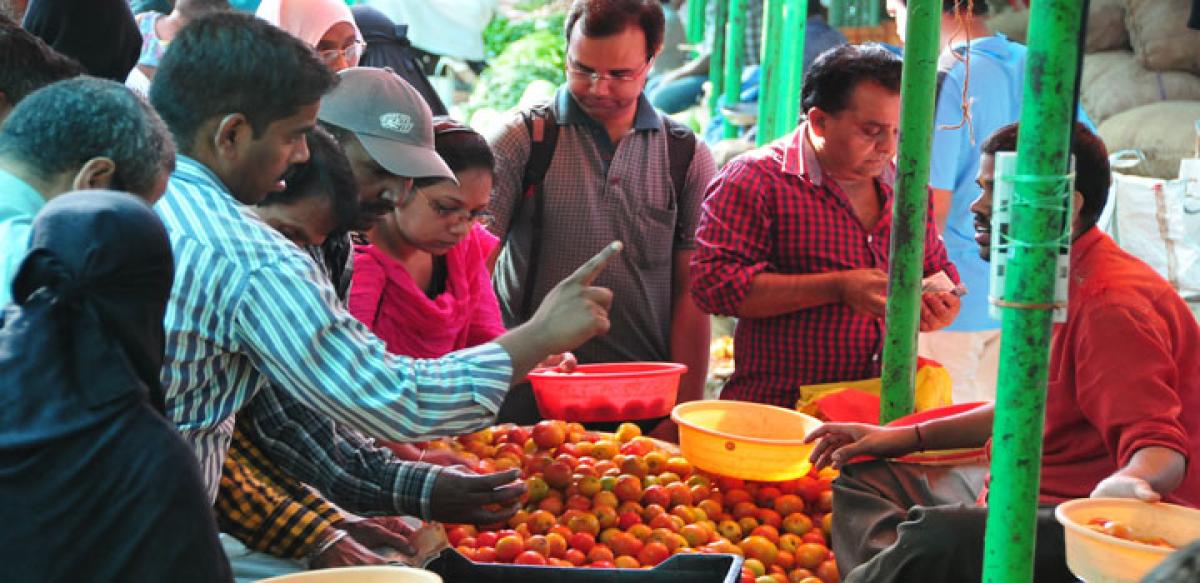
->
<box><xmin>318</xmin><ymin>67</ymin><xmax>456</xmax><ymax>183</ymax></box>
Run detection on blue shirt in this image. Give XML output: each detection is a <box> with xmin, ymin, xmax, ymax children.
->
<box><xmin>0</xmin><ymin>169</ymin><xmax>44</xmax><ymax>307</ymax></box>
<box><xmin>929</xmin><ymin>35</ymin><xmax>1095</xmax><ymax>332</ymax></box>
<box><xmin>156</xmin><ymin>156</ymin><xmax>513</xmax><ymax>502</ymax></box>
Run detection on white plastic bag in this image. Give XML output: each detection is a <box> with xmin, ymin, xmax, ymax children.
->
<box><xmin>1100</xmin><ymin>164</ymin><xmax>1200</xmax><ymax>300</ymax></box>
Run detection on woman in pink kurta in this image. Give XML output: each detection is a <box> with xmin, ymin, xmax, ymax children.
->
<box><xmin>349</xmin><ymin>116</ymin><xmax>506</xmax><ymax>364</ymax></box>
<box><xmin>349</xmin><ymin>118</ymin><xmax>505</xmax><ymax>357</ymax></box>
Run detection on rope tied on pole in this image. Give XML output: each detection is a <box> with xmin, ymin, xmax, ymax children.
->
<box><xmin>938</xmin><ymin>0</ymin><xmax>978</xmax><ymax>145</ymax></box>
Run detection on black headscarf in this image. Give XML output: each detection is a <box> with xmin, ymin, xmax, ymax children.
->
<box><xmin>0</xmin><ymin>190</ymin><xmax>172</xmax><ymax>447</ymax></box>
<box><xmin>0</xmin><ymin>190</ymin><xmax>232</xmax><ymax>582</ymax></box>
<box><xmin>22</xmin><ymin>0</ymin><xmax>141</xmax><ymax>82</ymax></box>
<box><xmin>352</xmin><ymin>5</ymin><xmax>448</xmax><ymax>116</ymax></box>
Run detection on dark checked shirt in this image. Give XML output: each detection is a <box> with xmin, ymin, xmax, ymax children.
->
<box><xmin>691</xmin><ymin>124</ymin><xmax>958</xmax><ymax>408</ymax></box>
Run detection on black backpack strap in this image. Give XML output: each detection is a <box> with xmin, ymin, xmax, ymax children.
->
<box><xmin>662</xmin><ymin>114</ymin><xmax>697</xmax><ymax>215</ymax></box>
<box><xmin>509</xmin><ymin>102</ymin><xmax>559</xmax><ymax>321</ymax></box>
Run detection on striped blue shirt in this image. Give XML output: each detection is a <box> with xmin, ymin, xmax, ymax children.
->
<box><xmin>155</xmin><ymin>156</ymin><xmax>512</xmax><ymax>501</ymax></box>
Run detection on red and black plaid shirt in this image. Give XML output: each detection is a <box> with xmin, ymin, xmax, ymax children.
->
<box><xmin>691</xmin><ymin>125</ymin><xmax>958</xmax><ymax>408</ymax></box>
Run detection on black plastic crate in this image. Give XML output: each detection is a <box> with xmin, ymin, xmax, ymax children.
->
<box><xmin>425</xmin><ymin>549</ymin><xmax>744</xmax><ymax>583</ymax></box>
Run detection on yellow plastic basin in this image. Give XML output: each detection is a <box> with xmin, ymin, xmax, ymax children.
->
<box><xmin>672</xmin><ymin>400</ymin><xmax>823</xmax><ymax>481</ymax></box>
<box><xmin>258</xmin><ymin>566</ymin><xmax>443</xmax><ymax>583</ymax></box>
<box><xmin>1055</xmin><ymin>498</ymin><xmax>1200</xmax><ymax>583</ymax></box>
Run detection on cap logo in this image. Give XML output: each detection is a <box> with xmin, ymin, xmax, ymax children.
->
<box><xmin>379</xmin><ymin>113</ymin><xmax>414</xmax><ymax>134</ymax></box>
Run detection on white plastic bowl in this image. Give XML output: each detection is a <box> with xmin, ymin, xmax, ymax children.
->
<box><xmin>258</xmin><ymin>566</ymin><xmax>442</xmax><ymax>583</ymax></box>
<box><xmin>1055</xmin><ymin>498</ymin><xmax>1200</xmax><ymax>583</ymax></box>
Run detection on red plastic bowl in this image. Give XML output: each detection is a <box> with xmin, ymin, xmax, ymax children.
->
<box><xmin>527</xmin><ymin>362</ymin><xmax>688</xmax><ymax>423</ymax></box>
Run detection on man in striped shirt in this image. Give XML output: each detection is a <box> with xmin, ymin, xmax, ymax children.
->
<box><xmin>148</xmin><ymin>12</ymin><xmax>618</xmax><ymax>510</ymax></box>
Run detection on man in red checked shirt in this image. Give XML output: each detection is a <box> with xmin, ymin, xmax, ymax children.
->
<box><xmin>691</xmin><ymin>43</ymin><xmax>962</xmax><ymax>409</ymax></box>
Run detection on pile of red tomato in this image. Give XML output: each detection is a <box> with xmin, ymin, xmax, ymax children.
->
<box><xmin>425</xmin><ymin>420</ymin><xmax>840</xmax><ymax>583</ymax></box>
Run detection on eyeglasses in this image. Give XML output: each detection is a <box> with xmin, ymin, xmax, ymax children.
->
<box><xmin>318</xmin><ymin>41</ymin><xmax>365</xmax><ymax>66</ymax></box>
<box><xmin>566</xmin><ymin>56</ymin><xmax>655</xmax><ymax>85</ymax></box>
<box><xmin>417</xmin><ymin>188</ymin><xmax>495</xmax><ymax>227</ymax></box>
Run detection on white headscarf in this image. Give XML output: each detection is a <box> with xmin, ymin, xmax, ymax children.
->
<box><xmin>256</xmin><ymin>0</ymin><xmax>362</xmax><ymax>47</ymax></box>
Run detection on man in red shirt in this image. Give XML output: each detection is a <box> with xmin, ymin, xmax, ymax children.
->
<box><xmin>806</xmin><ymin>122</ymin><xmax>1199</xmax><ymax>583</ymax></box>
<box><xmin>690</xmin><ymin>44</ymin><xmax>961</xmax><ymax>409</ymax></box>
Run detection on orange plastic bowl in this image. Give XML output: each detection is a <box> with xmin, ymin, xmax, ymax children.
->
<box><xmin>527</xmin><ymin>362</ymin><xmax>687</xmax><ymax>423</ymax></box>
<box><xmin>672</xmin><ymin>400</ymin><xmax>823</xmax><ymax>482</ymax></box>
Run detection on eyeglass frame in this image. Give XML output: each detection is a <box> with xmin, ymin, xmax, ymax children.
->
<box><xmin>318</xmin><ymin>40</ymin><xmax>366</xmax><ymax>66</ymax></box>
<box><xmin>415</xmin><ymin>186</ymin><xmax>495</xmax><ymax>227</ymax></box>
<box><xmin>565</xmin><ymin>54</ymin><xmax>656</xmax><ymax>85</ymax></box>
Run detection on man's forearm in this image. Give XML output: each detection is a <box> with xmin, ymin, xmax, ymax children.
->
<box><xmin>1114</xmin><ymin>446</ymin><xmax>1187</xmax><ymax>497</ymax></box>
<box><xmin>670</xmin><ymin>290</ymin><xmax>710</xmax><ymax>405</ymax></box>
<box><xmin>918</xmin><ymin>402</ymin><xmax>995</xmax><ymax>452</ymax></box>
<box><xmin>495</xmin><ymin>323</ymin><xmax>554</xmax><ymax>383</ymax></box>
<box><xmin>737</xmin><ymin>271</ymin><xmax>844</xmax><ymax>318</ymax></box>
<box><xmin>667</xmin><ymin>53</ymin><xmax>711</xmax><ymax>81</ymax></box>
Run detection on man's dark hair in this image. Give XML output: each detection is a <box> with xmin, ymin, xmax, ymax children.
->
<box><xmin>898</xmin><ymin>0</ymin><xmax>990</xmax><ymax>16</ymax></box>
<box><xmin>0</xmin><ymin>77</ymin><xmax>175</xmax><ymax>199</ymax></box>
<box><xmin>981</xmin><ymin>121</ymin><xmax>1111</xmax><ymax>231</ymax></box>
<box><xmin>149</xmin><ymin>11</ymin><xmax>336</xmax><ymax>153</ymax></box>
<box><xmin>413</xmin><ymin>117</ymin><xmax>495</xmax><ymax>189</ymax></box>
<box><xmin>801</xmin><ymin>43</ymin><xmax>902</xmax><ymax>115</ymax></box>
<box><xmin>261</xmin><ymin>126</ymin><xmax>358</xmax><ymax>238</ymax></box>
<box><xmin>0</xmin><ymin>17</ymin><xmax>82</xmax><ymax>108</ymax></box>
<box><xmin>565</xmin><ymin>0</ymin><xmax>665</xmax><ymax>60</ymax></box>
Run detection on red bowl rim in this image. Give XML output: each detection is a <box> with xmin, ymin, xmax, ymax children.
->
<box><xmin>527</xmin><ymin>361</ymin><xmax>688</xmax><ymax>380</ymax></box>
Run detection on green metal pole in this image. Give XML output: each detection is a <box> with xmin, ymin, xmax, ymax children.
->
<box><xmin>981</xmin><ymin>0</ymin><xmax>1084</xmax><ymax>581</ymax></box>
<box><xmin>687</xmin><ymin>0</ymin><xmax>707</xmax><ymax>48</ymax></box>
<box><xmin>878</xmin><ymin>0</ymin><xmax>939</xmax><ymax>425</ymax></box>
<box><xmin>757</xmin><ymin>0</ymin><xmax>785</xmax><ymax>145</ymax></box>
<box><xmin>722</xmin><ymin>0</ymin><xmax>747</xmax><ymax>139</ymax></box>
<box><xmin>708</xmin><ymin>0</ymin><xmax>727</xmax><ymax>117</ymax></box>
<box><xmin>777</xmin><ymin>0</ymin><xmax>809</xmax><ymax>134</ymax></box>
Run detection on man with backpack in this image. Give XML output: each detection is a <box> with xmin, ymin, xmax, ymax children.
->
<box><xmin>486</xmin><ymin>0</ymin><xmax>716</xmax><ymax>439</ymax></box>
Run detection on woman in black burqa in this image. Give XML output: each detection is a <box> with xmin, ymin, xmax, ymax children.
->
<box><xmin>22</xmin><ymin>0</ymin><xmax>141</xmax><ymax>82</ymax></box>
<box><xmin>0</xmin><ymin>191</ymin><xmax>231</xmax><ymax>582</ymax></box>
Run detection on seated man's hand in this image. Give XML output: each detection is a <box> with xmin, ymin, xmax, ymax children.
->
<box><xmin>341</xmin><ymin>516</ymin><xmax>416</xmax><ymax>555</ymax></box>
<box><xmin>310</xmin><ymin>532</ymin><xmax>390</xmax><ymax>569</ymax></box>
<box><xmin>428</xmin><ymin>467</ymin><xmax>527</xmax><ymax>525</ymax></box>
<box><xmin>838</xmin><ymin>269</ymin><xmax>888</xmax><ymax>318</ymax></box>
<box><xmin>920</xmin><ymin>292</ymin><xmax>961</xmax><ymax>331</ymax></box>
<box><xmin>526</xmin><ymin>242</ymin><xmax>621</xmax><ymax>355</ymax></box>
<box><xmin>1090</xmin><ymin>474</ymin><xmax>1162</xmax><ymax>502</ymax></box>
<box><xmin>805</xmin><ymin>423</ymin><xmax>919</xmax><ymax>470</ymax></box>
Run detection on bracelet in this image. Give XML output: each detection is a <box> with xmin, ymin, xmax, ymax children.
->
<box><xmin>913</xmin><ymin>423</ymin><xmax>926</xmax><ymax>452</ymax></box>
<box><xmin>308</xmin><ymin>529</ymin><xmax>348</xmax><ymax>562</ymax></box>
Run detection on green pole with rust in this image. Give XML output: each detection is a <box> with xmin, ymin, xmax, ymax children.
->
<box><xmin>981</xmin><ymin>0</ymin><xmax>1084</xmax><ymax>580</ymax></box>
<box><xmin>757</xmin><ymin>0</ymin><xmax>786</xmax><ymax>144</ymax></box>
<box><xmin>777</xmin><ymin>0</ymin><xmax>809</xmax><ymax>136</ymax></box>
<box><xmin>708</xmin><ymin>0</ymin><xmax>728</xmax><ymax>117</ymax></box>
<box><xmin>722</xmin><ymin>0</ymin><xmax>748</xmax><ymax>138</ymax></box>
<box><xmin>878</xmin><ymin>0</ymin><xmax>939</xmax><ymax>424</ymax></box>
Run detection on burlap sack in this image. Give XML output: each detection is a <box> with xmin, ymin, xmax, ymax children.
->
<box><xmin>1098</xmin><ymin>101</ymin><xmax>1200</xmax><ymax>179</ymax></box>
<box><xmin>1086</xmin><ymin>0</ymin><xmax>1130</xmax><ymax>53</ymax></box>
<box><xmin>1127</xmin><ymin>0</ymin><xmax>1200</xmax><ymax>74</ymax></box>
<box><xmin>1081</xmin><ymin>51</ymin><xmax>1200</xmax><ymax>125</ymax></box>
